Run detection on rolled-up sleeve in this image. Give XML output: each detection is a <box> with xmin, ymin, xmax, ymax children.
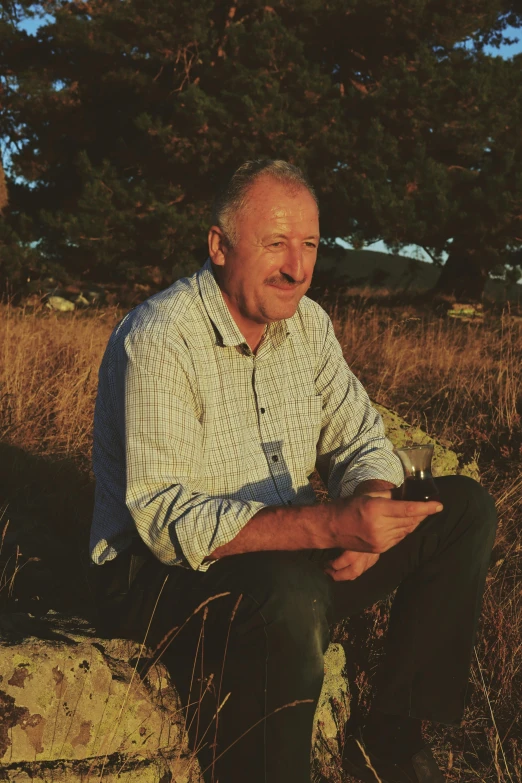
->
<box><xmin>123</xmin><ymin>331</ymin><xmax>266</xmax><ymax>571</ymax></box>
<box><xmin>314</xmin><ymin>315</ymin><xmax>403</xmax><ymax>498</ymax></box>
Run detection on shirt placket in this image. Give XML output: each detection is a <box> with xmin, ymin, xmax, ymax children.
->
<box><xmin>249</xmin><ymin>342</ymin><xmax>294</xmax><ymax>506</ymax></box>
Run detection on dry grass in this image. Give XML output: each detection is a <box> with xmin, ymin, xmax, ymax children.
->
<box><xmin>327</xmin><ymin>294</ymin><xmax>522</xmax><ymax>783</ymax></box>
<box><xmin>0</xmin><ymin>303</ymin><xmax>122</xmax><ymax>609</ymax></box>
<box><xmin>0</xmin><ymin>303</ymin><xmax>121</xmax><ymax>467</ymax></box>
<box><xmin>330</xmin><ymin>299</ymin><xmax>522</xmax><ymax>457</ymax></box>
<box><xmin>0</xmin><ymin>295</ymin><xmax>521</xmax><ymax>781</ymax></box>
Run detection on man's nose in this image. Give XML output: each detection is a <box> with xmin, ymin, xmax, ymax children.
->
<box><xmin>280</xmin><ymin>246</ymin><xmax>304</xmax><ymax>282</ymax></box>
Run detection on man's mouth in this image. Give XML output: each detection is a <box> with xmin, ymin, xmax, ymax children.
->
<box><xmin>266</xmin><ymin>278</ymin><xmax>306</xmax><ymax>291</ymax></box>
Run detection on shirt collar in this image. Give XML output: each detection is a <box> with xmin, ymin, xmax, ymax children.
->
<box><xmin>197</xmin><ymin>258</ymin><xmax>295</xmax><ymax>350</ymax></box>
<box><xmin>198</xmin><ymin>259</ymin><xmax>246</xmax><ymax>347</ymax></box>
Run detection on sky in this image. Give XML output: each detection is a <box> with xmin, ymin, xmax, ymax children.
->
<box><xmin>12</xmin><ymin>16</ymin><xmax>522</xmax><ymax>265</ymax></box>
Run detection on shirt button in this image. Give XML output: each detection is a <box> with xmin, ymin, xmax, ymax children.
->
<box><xmin>287</xmin><ymin>500</ymin><xmax>292</xmax><ymax>506</ymax></box>
<box><xmin>260</xmin><ymin>407</ymin><xmax>265</xmax><ymax>414</ymax></box>
<box><xmin>272</xmin><ymin>455</ymin><xmax>279</xmax><ymax>462</ymax></box>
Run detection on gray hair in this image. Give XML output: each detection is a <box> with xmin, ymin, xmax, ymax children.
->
<box><xmin>211</xmin><ymin>159</ymin><xmax>318</xmax><ymax>247</ymax></box>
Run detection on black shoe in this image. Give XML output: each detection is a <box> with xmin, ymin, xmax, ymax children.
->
<box><xmin>342</xmin><ymin>735</ymin><xmax>446</xmax><ymax>783</ymax></box>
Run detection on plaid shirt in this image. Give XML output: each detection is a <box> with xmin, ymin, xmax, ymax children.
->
<box><xmin>90</xmin><ymin>259</ymin><xmax>403</xmax><ymax>571</ymax></box>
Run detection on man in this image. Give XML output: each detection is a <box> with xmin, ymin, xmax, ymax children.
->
<box><xmin>90</xmin><ymin>159</ymin><xmax>497</xmax><ymax>783</ymax></box>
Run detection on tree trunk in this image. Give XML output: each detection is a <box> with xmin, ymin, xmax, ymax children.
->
<box><xmin>434</xmin><ymin>247</ymin><xmax>490</xmax><ymax>301</ymax></box>
<box><xmin>0</xmin><ymin>157</ymin><xmax>7</xmax><ymax>213</ymax></box>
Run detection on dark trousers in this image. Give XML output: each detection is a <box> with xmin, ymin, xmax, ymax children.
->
<box><xmin>104</xmin><ymin>475</ymin><xmax>497</xmax><ymax>783</ymax></box>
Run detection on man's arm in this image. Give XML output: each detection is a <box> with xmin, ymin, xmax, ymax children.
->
<box><xmin>121</xmin><ymin>329</ymin><xmax>268</xmax><ymax>570</ymax></box>
<box><xmin>205</xmin><ymin>493</ymin><xmax>442</xmax><ymax>561</ymax></box>
<box><xmin>310</xmin><ymin>312</ymin><xmax>404</xmax><ymax>497</ymax></box>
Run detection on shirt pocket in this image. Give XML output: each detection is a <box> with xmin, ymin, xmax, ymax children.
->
<box><xmin>282</xmin><ymin>395</ymin><xmax>323</xmax><ymax>477</ymax></box>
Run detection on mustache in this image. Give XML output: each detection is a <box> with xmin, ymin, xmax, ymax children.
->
<box><xmin>265</xmin><ymin>274</ymin><xmax>307</xmax><ymax>287</ymax></box>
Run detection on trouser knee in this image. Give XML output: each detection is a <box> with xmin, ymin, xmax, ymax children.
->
<box><xmin>437</xmin><ymin>474</ymin><xmax>497</xmax><ymax>551</ymax></box>
<box><xmin>211</xmin><ymin>551</ymin><xmax>333</xmax><ymax>682</ymax></box>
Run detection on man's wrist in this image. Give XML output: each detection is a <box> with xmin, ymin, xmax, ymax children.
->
<box><xmin>352</xmin><ymin>479</ymin><xmax>396</xmax><ymax>497</ymax></box>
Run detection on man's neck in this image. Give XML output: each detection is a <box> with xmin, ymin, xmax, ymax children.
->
<box><xmin>232</xmin><ymin>310</ymin><xmax>266</xmax><ymax>354</ymax></box>
<box><xmin>214</xmin><ymin>279</ymin><xmax>267</xmax><ymax>353</ymax></box>
<box><xmin>250</xmin><ymin>325</ymin><xmax>268</xmax><ymax>355</ymax></box>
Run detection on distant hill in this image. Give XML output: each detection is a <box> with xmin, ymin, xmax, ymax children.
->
<box><xmin>314</xmin><ymin>247</ymin><xmax>522</xmax><ymax>302</ymax></box>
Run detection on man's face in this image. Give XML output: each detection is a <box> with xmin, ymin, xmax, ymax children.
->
<box><xmin>209</xmin><ymin>176</ymin><xmax>320</xmax><ymax>330</ymax></box>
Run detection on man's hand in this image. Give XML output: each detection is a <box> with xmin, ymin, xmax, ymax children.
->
<box><xmin>324</xmin><ymin>550</ymin><xmax>380</xmax><ymax>582</ymax></box>
<box><xmin>205</xmin><ymin>479</ymin><xmax>442</xmax><ymax>562</ymax></box>
<box><xmin>324</xmin><ymin>480</ymin><xmax>403</xmax><ymax>579</ymax></box>
<box><xmin>331</xmin><ymin>493</ymin><xmax>443</xmax><ymax>554</ymax></box>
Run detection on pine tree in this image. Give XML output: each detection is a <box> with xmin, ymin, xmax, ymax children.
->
<box><xmin>1</xmin><ymin>0</ymin><xmax>521</xmax><ymax>297</ymax></box>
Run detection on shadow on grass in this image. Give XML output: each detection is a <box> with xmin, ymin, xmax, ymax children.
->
<box><xmin>0</xmin><ymin>442</ymin><xmax>95</xmax><ymax>616</ymax></box>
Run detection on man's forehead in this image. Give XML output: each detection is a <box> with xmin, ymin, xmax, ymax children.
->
<box><xmin>246</xmin><ymin>175</ymin><xmax>316</xmax><ymax>204</ymax></box>
<box><xmin>242</xmin><ymin>178</ymin><xmax>319</xmax><ymax>224</ymax></box>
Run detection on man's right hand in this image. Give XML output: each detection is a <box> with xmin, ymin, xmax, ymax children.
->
<box><xmin>332</xmin><ymin>495</ymin><xmax>443</xmax><ymax>554</ymax></box>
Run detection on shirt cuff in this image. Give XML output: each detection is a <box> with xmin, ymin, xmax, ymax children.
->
<box><xmin>176</xmin><ymin>498</ymin><xmax>268</xmax><ymax>572</ymax></box>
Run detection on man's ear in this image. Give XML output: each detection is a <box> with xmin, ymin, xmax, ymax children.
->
<box><xmin>208</xmin><ymin>226</ymin><xmax>228</xmax><ymax>267</ymax></box>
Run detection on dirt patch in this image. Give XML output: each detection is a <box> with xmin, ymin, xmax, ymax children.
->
<box><xmin>71</xmin><ymin>720</ymin><xmax>92</xmax><ymax>748</ymax></box>
<box><xmin>20</xmin><ymin>713</ymin><xmax>45</xmax><ymax>754</ymax></box>
<box><xmin>7</xmin><ymin>664</ymin><xmax>32</xmax><ymax>689</ymax></box>
<box><xmin>0</xmin><ymin>689</ymin><xmax>29</xmax><ymax>759</ymax></box>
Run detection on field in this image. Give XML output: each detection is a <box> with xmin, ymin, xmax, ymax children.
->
<box><xmin>0</xmin><ymin>292</ymin><xmax>521</xmax><ymax>782</ymax></box>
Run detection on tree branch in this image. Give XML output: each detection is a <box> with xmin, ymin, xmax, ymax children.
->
<box><xmin>421</xmin><ymin>246</ymin><xmax>443</xmax><ymax>268</ymax></box>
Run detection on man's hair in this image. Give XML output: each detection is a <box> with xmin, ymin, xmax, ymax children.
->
<box><xmin>211</xmin><ymin>159</ymin><xmax>318</xmax><ymax>247</ymax></box>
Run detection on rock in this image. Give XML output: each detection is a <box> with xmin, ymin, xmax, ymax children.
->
<box><xmin>83</xmin><ymin>289</ymin><xmax>106</xmax><ymax>305</ymax></box>
<box><xmin>447</xmin><ymin>302</ymin><xmax>484</xmax><ymax>322</ymax></box>
<box><xmin>0</xmin><ymin>615</ymin><xmax>201</xmax><ymax>782</ymax></box>
<box><xmin>375</xmin><ymin>402</ymin><xmax>480</xmax><ymax>481</ymax></box>
<box><xmin>312</xmin><ymin>643</ymin><xmax>350</xmax><ymax>772</ymax></box>
<box><xmin>73</xmin><ymin>293</ymin><xmax>90</xmax><ymax>308</ymax></box>
<box><xmin>45</xmin><ymin>296</ymin><xmax>75</xmax><ymax>313</ymax></box>
<box><xmin>0</xmin><ymin>612</ymin><xmax>348</xmax><ymax>782</ymax></box>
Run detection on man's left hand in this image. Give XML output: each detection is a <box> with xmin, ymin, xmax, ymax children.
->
<box><xmin>324</xmin><ymin>549</ymin><xmax>380</xmax><ymax>581</ymax></box>
<box><xmin>324</xmin><ymin>479</ymin><xmax>397</xmax><ymax>580</ymax></box>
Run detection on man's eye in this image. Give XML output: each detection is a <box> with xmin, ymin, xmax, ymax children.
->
<box><xmin>271</xmin><ymin>242</ymin><xmax>283</xmax><ymax>247</ymax></box>
<box><xmin>305</xmin><ymin>242</ymin><xmax>317</xmax><ymax>248</ymax></box>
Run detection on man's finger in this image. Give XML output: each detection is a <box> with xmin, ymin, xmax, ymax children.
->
<box><xmin>327</xmin><ymin>551</ymin><xmax>380</xmax><ymax>572</ymax></box>
<box><xmin>370</xmin><ymin>498</ymin><xmax>443</xmax><ymax>519</ymax></box>
<box><xmin>327</xmin><ymin>554</ymin><xmax>355</xmax><ymax>571</ymax></box>
<box><xmin>325</xmin><ymin>558</ymin><xmax>380</xmax><ymax>581</ymax></box>
<box><xmin>324</xmin><ymin>562</ymin><xmax>360</xmax><ymax>580</ymax></box>
<box><xmin>327</xmin><ymin>568</ymin><xmax>359</xmax><ymax>582</ymax></box>
<box><xmin>364</xmin><ymin>490</ymin><xmax>393</xmax><ymax>499</ymax></box>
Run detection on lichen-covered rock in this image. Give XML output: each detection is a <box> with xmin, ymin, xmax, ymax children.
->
<box><xmin>45</xmin><ymin>296</ymin><xmax>75</xmax><ymax>312</ymax></box>
<box><xmin>0</xmin><ymin>614</ymin><xmax>347</xmax><ymax>782</ymax></box>
<box><xmin>0</xmin><ymin>615</ymin><xmax>200</xmax><ymax>782</ymax></box>
<box><xmin>375</xmin><ymin>402</ymin><xmax>480</xmax><ymax>481</ymax></box>
<box><xmin>312</xmin><ymin>643</ymin><xmax>350</xmax><ymax>772</ymax></box>
<box><xmin>0</xmin><ymin>753</ymin><xmax>197</xmax><ymax>782</ymax></box>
